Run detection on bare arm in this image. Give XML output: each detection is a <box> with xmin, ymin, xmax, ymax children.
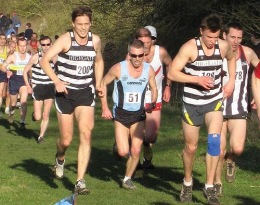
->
<box><xmin>160</xmin><ymin>46</ymin><xmax>172</xmax><ymax>102</ymax></box>
<box><xmin>23</xmin><ymin>53</ymin><xmax>38</xmax><ymax>93</ymax></box>
<box><xmin>40</xmin><ymin>33</ymin><xmax>69</xmax><ymax>93</ymax></box>
<box><xmin>148</xmin><ymin>67</ymin><xmax>158</xmax><ymax>104</ymax></box>
<box><xmin>99</xmin><ymin>63</ymin><xmax>120</xmax><ymax>119</ymax></box>
<box><xmin>221</xmin><ymin>39</ymin><xmax>236</xmax><ymax>98</ymax></box>
<box><xmin>93</xmin><ymin>34</ymin><xmax>104</xmax><ymax>88</ymax></box>
<box><xmin>167</xmin><ymin>40</ymin><xmax>214</xmax><ymax>89</ymax></box>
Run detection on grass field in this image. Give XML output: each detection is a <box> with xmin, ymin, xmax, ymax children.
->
<box><xmin>0</xmin><ymin>98</ymin><xmax>260</xmax><ymax>205</ymax></box>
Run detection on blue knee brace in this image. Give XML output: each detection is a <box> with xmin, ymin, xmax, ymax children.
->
<box><xmin>207</xmin><ymin>133</ymin><xmax>220</xmax><ymax>156</ymax></box>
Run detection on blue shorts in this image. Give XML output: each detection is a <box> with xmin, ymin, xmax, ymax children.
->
<box><xmin>9</xmin><ymin>75</ymin><xmax>25</xmax><ymax>95</ymax></box>
<box><xmin>0</xmin><ymin>71</ymin><xmax>7</xmax><ymax>83</ymax></box>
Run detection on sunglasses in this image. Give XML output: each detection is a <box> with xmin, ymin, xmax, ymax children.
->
<box><xmin>129</xmin><ymin>53</ymin><xmax>144</xmax><ymax>58</ymax></box>
<box><xmin>41</xmin><ymin>43</ymin><xmax>51</xmax><ymax>46</ymax></box>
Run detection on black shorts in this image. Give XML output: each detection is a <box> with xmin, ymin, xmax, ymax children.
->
<box><xmin>224</xmin><ymin>112</ymin><xmax>248</xmax><ymax>120</ymax></box>
<box><xmin>113</xmin><ymin>107</ymin><xmax>146</xmax><ymax>128</ymax></box>
<box><xmin>182</xmin><ymin>99</ymin><xmax>223</xmax><ymax>126</ymax></box>
<box><xmin>9</xmin><ymin>76</ymin><xmax>25</xmax><ymax>95</ymax></box>
<box><xmin>32</xmin><ymin>84</ymin><xmax>55</xmax><ymax>101</ymax></box>
<box><xmin>55</xmin><ymin>86</ymin><xmax>95</xmax><ymax>114</ymax></box>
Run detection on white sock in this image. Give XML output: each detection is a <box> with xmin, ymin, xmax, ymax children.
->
<box><xmin>205</xmin><ymin>184</ymin><xmax>214</xmax><ymax>189</ymax></box>
<box><xmin>123</xmin><ymin>176</ymin><xmax>131</xmax><ymax>183</ymax></box>
<box><xmin>183</xmin><ymin>178</ymin><xmax>193</xmax><ymax>186</ymax></box>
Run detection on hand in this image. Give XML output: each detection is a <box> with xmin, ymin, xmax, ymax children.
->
<box><xmin>223</xmin><ymin>80</ymin><xmax>235</xmax><ymax>99</ymax></box>
<box><xmin>163</xmin><ymin>86</ymin><xmax>171</xmax><ymax>102</ymax></box>
<box><xmin>7</xmin><ymin>70</ymin><xmax>13</xmax><ymax>78</ymax></box>
<box><xmin>197</xmin><ymin>76</ymin><xmax>215</xmax><ymax>90</ymax></box>
<box><xmin>251</xmin><ymin>99</ymin><xmax>257</xmax><ymax>109</ymax></box>
<box><xmin>102</xmin><ymin>107</ymin><xmax>113</xmax><ymax>120</ymax></box>
<box><xmin>27</xmin><ymin>85</ymin><xmax>33</xmax><ymax>94</ymax></box>
<box><xmin>54</xmin><ymin>80</ymin><xmax>69</xmax><ymax>94</ymax></box>
<box><xmin>145</xmin><ymin>103</ymin><xmax>155</xmax><ymax>113</ymax></box>
<box><xmin>96</xmin><ymin>86</ymin><xmax>104</xmax><ymax>98</ymax></box>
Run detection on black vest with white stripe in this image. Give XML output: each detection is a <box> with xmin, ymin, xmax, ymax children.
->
<box><xmin>56</xmin><ymin>30</ymin><xmax>96</xmax><ymax>90</ymax></box>
<box><xmin>183</xmin><ymin>37</ymin><xmax>223</xmax><ymax>105</ymax></box>
<box><xmin>31</xmin><ymin>52</ymin><xmax>54</xmax><ymax>85</ymax></box>
<box><xmin>223</xmin><ymin>46</ymin><xmax>249</xmax><ymax>116</ymax></box>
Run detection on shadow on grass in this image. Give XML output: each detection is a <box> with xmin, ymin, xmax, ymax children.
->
<box><xmin>0</xmin><ymin>118</ymin><xmax>38</xmax><ymax>141</ymax></box>
<box><xmin>234</xmin><ymin>195</ymin><xmax>260</xmax><ymax>205</ymax></box>
<box><xmin>236</xmin><ymin>144</ymin><xmax>260</xmax><ymax>174</ymax></box>
<box><xmin>9</xmin><ymin>158</ymin><xmax>74</xmax><ymax>192</ymax></box>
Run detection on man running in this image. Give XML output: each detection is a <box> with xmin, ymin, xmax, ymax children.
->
<box><xmin>168</xmin><ymin>14</ymin><xmax>236</xmax><ymax>205</ymax></box>
<box><xmin>214</xmin><ymin>21</ymin><xmax>260</xmax><ymax>197</ymax></box>
<box><xmin>23</xmin><ymin>35</ymin><xmax>57</xmax><ymax>143</ymax></box>
<box><xmin>100</xmin><ymin>39</ymin><xmax>158</xmax><ymax>189</ymax></box>
<box><xmin>40</xmin><ymin>6</ymin><xmax>104</xmax><ymax>194</ymax></box>
<box><xmin>1</xmin><ymin>38</ymin><xmax>31</xmax><ymax>128</ymax></box>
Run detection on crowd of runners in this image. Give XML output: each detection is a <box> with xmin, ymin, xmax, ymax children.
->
<box><xmin>0</xmin><ymin>6</ymin><xmax>260</xmax><ymax>205</ymax></box>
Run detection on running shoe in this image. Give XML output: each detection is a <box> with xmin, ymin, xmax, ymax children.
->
<box><xmin>225</xmin><ymin>161</ymin><xmax>236</xmax><ymax>183</ymax></box>
<box><xmin>143</xmin><ymin>158</ymin><xmax>155</xmax><ymax>169</ymax></box>
<box><xmin>20</xmin><ymin>122</ymin><xmax>26</xmax><ymax>130</ymax></box>
<box><xmin>37</xmin><ymin>137</ymin><xmax>44</xmax><ymax>144</ymax></box>
<box><xmin>214</xmin><ymin>183</ymin><xmax>223</xmax><ymax>197</ymax></box>
<box><xmin>203</xmin><ymin>187</ymin><xmax>220</xmax><ymax>205</ymax></box>
<box><xmin>74</xmin><ymin>179</ymin><xmax>90</xmax><ymax>195</ymax></box>
<box><xmin>122</xmin><ymin>179</ymin><xmax>137</xmax><ymax>189</ymax></box>
<box><xmin>53</xmin><ymin>157</ymin><xmax>65</xmax><ymax>179</ymax></box>
<box><xmin>180</xmin><ymin>184</ymin><xmax>192</xmax><ymax>202</ymax></box>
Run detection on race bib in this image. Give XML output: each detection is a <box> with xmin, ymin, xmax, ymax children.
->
<box><xmin>16</xmin><ymin>69</ymin><xmax>23</xmax><ymax>75</ymax></box>
<box><xmin>76</xmin><ymin>65</ymin><xmax>92</xmax><ymax>76</ymax></box>
<box><xmin>125</xmin><ymin>92</ymin><xmax>141</xmax><ymax>104</ymax></box>
<box><xmin>235</xmin><ymin>71</ymin><xmax>244</xmax><ymax>81</ymax></box>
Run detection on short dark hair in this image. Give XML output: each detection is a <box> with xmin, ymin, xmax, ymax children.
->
<box><xmin>200</xmin><ymin>14</ymin><xmax>223</xmax><ymax>33</ymax></box>
<box><xmin>128</xmin><ymin>39</ymin><xmax>144</xmax><ymax>52</ymax></box>
<box><xmin>0</xmin><ymin>33</ymin><xmax>6</xmax><ymax>37</ymax></box>
<box><xmin>40</xmin><ymin>35</ymin><xmax>52</xmax><ymax>43</ymax></box>
<box><xmin>225</xmin><ymin>21</ymin><xmax>243</xmax><ymax>34</ymax></box>
<box><xmin>17</xmin><ymin>38</ymin><xmax>27</xmax><ymax>45</ymax></box>
<box><xmin>71</xmin><ymin>6</ymin><xmax>92</xmax><ymax>23</ymax></box>
<box><xmin>135</xmin><ymin>28</ymin><xmax>152</xmax><ymax>39</ymax></box>
<box><xmin>26</xmin><ymin>23</ymin><xmax>31</xmax><ymax>28</ymax></box>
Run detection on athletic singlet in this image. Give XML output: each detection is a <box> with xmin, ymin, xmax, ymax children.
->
<box><xmin>30</xmin><ymin>40</ymin><xmax>38</xmax><ymax>52</ymax></box>
<box><xmin>183</xmin><ymin>37</ymin><xmax>223</xmax><ymax>105</ymax></box>
<box><xmin>113</xmin><ymin>60</ymin><xmax>150</xmax><ymax>111</ymax></box>
<box><xmin>0</xmin><ymin>46</ymin><xmax>8</xmax><ymax>76</ymax></box>
<box><xmin>9</xmin><ymin>52</ymin><xmax>31</xmax><ymax>80</ymax></box>
<box><xmin>145</xmin><ymin>45</ymin><xmax>163</xmax><ymax>103</ymax></box>
<box><xmin>56</xmin><ymin>30</ymin><xmax>96</xmax><ymax>90</ymax></box>
<box><xmin>31</xmin><ymin>52</ymin><xmax>54</xmax><ymax>85</ymax></box>
<box><xmin>222</xmin><ymin>45</ymin><xmax>249</xmax><ymax>116</ymax></box>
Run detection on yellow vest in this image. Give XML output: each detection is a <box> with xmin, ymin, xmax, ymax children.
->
<box><xmin>0</xmin><ymin>46</ymin><xmax>7</xmax><ymax>67</ymax></box>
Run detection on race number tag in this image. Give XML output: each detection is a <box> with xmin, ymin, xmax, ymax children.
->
<box><xmin>125</xmin><ymin>92</ymin><xmax>141</xmax><ymax>104</ymax></box>
<box><xmin>16</xmin><ymin>69</ymin><xmax>23</xmax><ymax>75</ymax></box>
<box><xmin>76</xmin><ymin>65</ymin><xmax>92</xmax><ymax>76</ymax></box>
<box><xmin>235</xmin><ymin>71</ymin><xmax>244</xmax><ymax>81</ymax></box>
<box><xmin>199</xmin><ymin>70</ymin><xmax>215</xmax><ymax>79</ymax></box>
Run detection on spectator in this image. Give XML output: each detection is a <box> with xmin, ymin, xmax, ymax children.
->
<box><xmin>24</xmin><ymin>23</ymin><xmax>33</xmax><ymax>40</ymax></box>
<box><xmin>0</xmin><ymin>13</ymin><xmax>10</xmax><ymax>34</ymax></box>
<box><xmin>11</xmin><ymin>12</ymin><xmax>21</xmax><ymax>34</ymax></box>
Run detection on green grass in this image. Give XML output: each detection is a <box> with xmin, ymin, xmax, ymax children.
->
<box><xmin>0</xmin><ymin>99</ymin><xmax>260</xmax><ymax>205</ymax></box>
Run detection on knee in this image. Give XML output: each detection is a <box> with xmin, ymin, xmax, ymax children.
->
<box><xmin>34</xmin><ymin>113</ymin><xmax>42</xmax><ymax>121</ymax></box>
<box><xmin>207</xmin><ymin>133</ymin><xmax>221</xmax><ymax>156</ymax></box>
<box><xmin>184</xmin><ymin>144</ymin><xmax>198</xmax><ymax>155</ymax></box>
<box><xmin>144</xmin><ymin>135</ymin><xmax>157</xmax><ymax>144</ymax></box>
<box><xmin>130</xmin><ymin>146</ymin><xmax>141</xmax><ymax>158</ymax></box>
<box><xmin>42</xmin><ymin>112</ymin><xmax>49</xmax><ymax>121</ymax></box>
<box><xmin>232</xmin><ymin>147</ymin><xmax>244</xmax><ymax>156</ymax></box>
<box><xmin>60</xmin><ymin>138</ymin><xmax>72</xmax><ymax>148</ymax></box>
<box><xmin>118</xmin><ymin>150</ymin><xmax>129</xmax><ymax>157</ymax></box>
